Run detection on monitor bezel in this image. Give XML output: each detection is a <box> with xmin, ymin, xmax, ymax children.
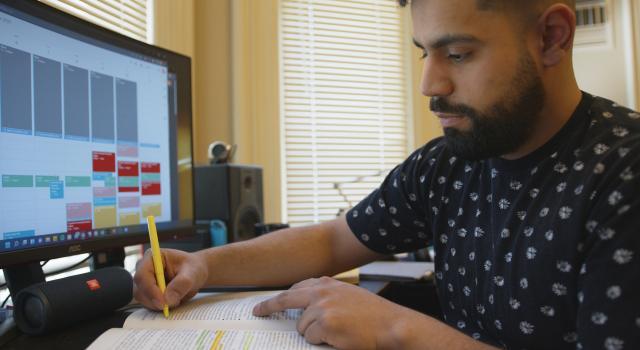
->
<box><xmin>0</xmin><ymin>0</ymin><xmax>196</xmax><ymax>268</ymax></box>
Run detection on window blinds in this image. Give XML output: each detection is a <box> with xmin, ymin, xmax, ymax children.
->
<box><xmin>39</xmin><ymin>0</ymin><xmax>151</xmax><ymax>43</ymax></box>
<box><xmin>281</xmin><ymin>0</ymin><xmax>410</xmax><ymax>226</ymax></box>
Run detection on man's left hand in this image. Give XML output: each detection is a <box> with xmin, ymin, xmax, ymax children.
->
<box><xmin>252</xmin><ymin>277</ymin><xmax>407</xmax><ymax>349</ymax></box>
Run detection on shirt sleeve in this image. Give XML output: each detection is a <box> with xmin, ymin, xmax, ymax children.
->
<box><xmin>346</xmin><ymin>139</ymin><xmax>444</xmax><ymax>255</ymax></box>
<box><xmin>575</xmin><ymin>149</ymin><xmax>640</xmax><ymax>349</ymax></box>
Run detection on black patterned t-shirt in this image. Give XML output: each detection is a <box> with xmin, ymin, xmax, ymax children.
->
<box><xmin>346</xmin><ymin>93</ymin><xmax>640</xmax><ymax>349</ymax></box>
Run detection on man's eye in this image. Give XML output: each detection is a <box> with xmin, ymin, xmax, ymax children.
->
<box><xmin>419</xmin><ymin>52</ymin><xmax>428</xmax><ymax>60</ymax></box>
<box><xmin>448</xmin><ymin>53</ymin><xmax>469</xmax><ymax>63</ymax></box>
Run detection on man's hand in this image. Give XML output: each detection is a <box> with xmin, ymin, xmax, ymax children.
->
<box><xmin>252</xmin><ymin>277</ymin><xmax>408</xmax><ymax>349</ymax></box>
<box><xmin>133</xmin><ymin>248</ymin><xmax>209</xmax><ymax>310</ymax></box>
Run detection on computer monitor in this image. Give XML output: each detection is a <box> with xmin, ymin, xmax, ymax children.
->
<box><xmin>0</xmin><ymin>0</ymin><xmax>195</xmax><ymax>296</ymax></box>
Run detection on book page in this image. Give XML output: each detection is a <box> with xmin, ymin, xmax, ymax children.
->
<box><xmin>88</xmin><ymin>328</ymin><xmax>333</xmax><ymax>350</ymax></box>
<box><xmin>124</xmin><ymin>291</ymin><xmax>301</xmax><ymax>331</ymax></box>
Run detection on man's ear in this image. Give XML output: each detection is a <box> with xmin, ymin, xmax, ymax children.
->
<box><xmin>536</xmin><ymin>4</ymin><xmax>576</xmax><ymax>67</ymax></box>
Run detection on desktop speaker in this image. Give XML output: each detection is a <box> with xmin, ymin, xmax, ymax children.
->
<box><xmin>13</xmin><ymin>267</ymin><xmax>133</xmax><ymax>336</ymax></box>
<box><xmin>194</xmin><ymin>164</ymin><xmax>264</xmax><ymax>243</ymax></box>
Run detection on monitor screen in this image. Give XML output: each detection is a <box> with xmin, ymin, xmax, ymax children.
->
<box><xmin>0</xmin><ymin>0</ymin><xmax>194</xmax><ymax>267</ymax></box>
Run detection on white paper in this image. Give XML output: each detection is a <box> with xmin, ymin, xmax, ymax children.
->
<box><xmin>124</xmin><ymin>291</ymin><xmax>301</xmax><ymax>332</ymax></box>
<box><xmin>88</xmin><ymin>328</ymin><xmax>331</xmax><ymax>350</ymax></box>
<box><xmin>88</xmin><ymin>291</ymin><xmax>333</xmax><ymax>349</ymax></box>
<box><xmin>359</xmin><ymin>261</ymin><xmax>434</xmax><ymax>280</ymax></box>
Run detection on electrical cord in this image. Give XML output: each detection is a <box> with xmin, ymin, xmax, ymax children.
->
<box><xmin>1</xmin><ymin>294</ymin><xmax>10</xmax><ymax>308</ymax></box>
<box><xmin>43</xmin><ymin>254</ymin><xmax>93</xmax><ymax>277</ymax></box>
<box><xmin>333</xmin><ymin>169</ymin><xmax>388</xmax><ymax>216</ymax></box>
<box><xmin>0</xmin><ymin>254</ymin><xmax>92</xmax><ymax>292</ymax></box>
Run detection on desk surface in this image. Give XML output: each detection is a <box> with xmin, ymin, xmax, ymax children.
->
<box><xmin>0</xmin><ymin>280</ymin><xmax>397</xmax><ymax>350</ymax></box>
<box><xmin>0</xmin><ymin>309</ymin><xmax>130</xmax><ymax>350</ymax></box>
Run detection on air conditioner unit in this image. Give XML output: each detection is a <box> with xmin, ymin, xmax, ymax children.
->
<box><xmin>574</xmin><ymin>0</ymin><xmax>610</xmax><ymax>47</ymax></box>
<box><xmin>572</xmin><ymin>0</ymin><xmax>638</xmax><ymax>110</ymax></box>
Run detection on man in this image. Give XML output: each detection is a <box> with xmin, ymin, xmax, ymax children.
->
<box><xmin>134</xmin><ymin>0</ymin><xmax>640</xmax><ymax>348</ymax></box>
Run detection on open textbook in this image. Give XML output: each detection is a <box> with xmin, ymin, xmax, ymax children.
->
<box><xmin>88</xmin><ymin>291</ymin><xmax>332</xmax><ymax>350</ymax></box>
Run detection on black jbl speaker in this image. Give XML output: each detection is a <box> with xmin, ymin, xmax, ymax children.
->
<box><xmin>13</xmin><ymin>267</ymin><xmax>132</xmax><ymax>335</ymax></box>
<box><xmin>194</xmin><ymin>164</ymin><xmax>264</xmax><ymax>243</ymax></box>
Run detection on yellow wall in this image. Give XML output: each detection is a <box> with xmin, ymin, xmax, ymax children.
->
<box><xmin>194</xmin><ymin>0</ymin><xmax>233</xmax><ymax>163</ymax></box>
<box><xmin>153</xmin><ymin>0</ymin><xmax>195</xmax><ymax>58</ymax></box>
<box><xmin>153</xmin><ymin>0</ymin><xmax>440</xmax><ymax>223</ymax></box>
<box><xmin>231</xmin><ymin>0</ymin><xmax>282</xmax><ymax>222</ymax></box>
<box><xmin>154</xmin><ymin>0</ymin><xmax>233</xmax><ymax>166</ymax></box>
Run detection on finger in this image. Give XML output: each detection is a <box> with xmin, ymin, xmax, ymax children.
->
<box><xmin>133</xmin><ymin>272</ymin><xmax>164</xmax><ymax>309</ymax></box>
<box><xmin>290</xmin><ymin>278</ymin><xmax>320</xmax><ymax>290</ymax></box>
<box><xmin>302</xmin><ymin>320</ymin><xmax>326</xmax><ymax>345</ymax></box>
<box><xmin>296</xmin><ymin>305</ymin><xmax>320</xmax><ymax>335</ymax></box>
<box><xmin>253</xmin><ymin>289</ymin><xmax>311</xmax><ymax>316</ymax></box>
<box><xmin>133</xmin><ymin>279</ymin><xmax>164</xmax><ymax>310</ymax></box>
<box><xmin>164</xmin><ymin>271</ymin><xmax>196</xmax><ymax>307</ymax></box>
<box><xmin>161</xmin><ymin>250</ymin><xmax>177</xmax><ymax>280</ymax></box>
<box><xmin>292</xmin><ymin>276</ymin><xmax>338</xmax><ymax>290</ymax></box>
<box><xmin>133</xmin><ymin>256</ymin><xmax>165</xmax><ymax>309</ymax></box>
<box><xmin>132</xmin><ymin>283</ymin><xmax>154</xmax><ymax>309</ymax></box>
<box><xmin>182</xmin><ymin>290</ymin><xmax>198</xmax><ymax>304</ymax></box>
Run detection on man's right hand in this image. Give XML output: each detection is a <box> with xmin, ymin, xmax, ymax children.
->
<box><xmin>133</xmin><ymin>248</ymin><xmax>209</xmax><ymax>310</ymax></box>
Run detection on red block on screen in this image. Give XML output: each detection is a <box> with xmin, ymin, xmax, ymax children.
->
<box><xmin>92</xmin><ymin>152</ymin><xmax>116</xmax><ymax>172</ymax></box>
<box><xmin>67</xmin><ymin>220</ymin><xmax>92</xmax><ymax>233</ymax></box>
<box><xmin>118</xmin><ymin>186</ymin><xmax>139</xmax><ymax>193</ymax></box>
<box><xmin>142</xmin><ymin>182</ymin><xmax>161</xmax><ymax>195</ymax></box>
<box><xmin>118</xmin><ymin>161</ymin><xmax>139</xmax><ymax>176</ymax></box>
<box><xmin>141</xmin><ymin>162</ymin><xmax>160</xmax><ymax>173</ymax></box>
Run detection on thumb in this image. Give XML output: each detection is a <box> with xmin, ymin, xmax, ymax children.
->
<box><xmin>164</xmin><ymin>273</ymin><xmax>195</xmax><ymax>307</ymax></box>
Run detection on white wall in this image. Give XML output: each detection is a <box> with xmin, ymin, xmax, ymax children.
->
<box><xmin>573</xmin><ymin>0</ymin><xmax>638</xmax><ymax>110</ymax></box>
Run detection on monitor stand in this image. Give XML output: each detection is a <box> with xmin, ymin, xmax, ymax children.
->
<box><xmin>90</xmin><ymin>247</ymin><xmax>126</xmax><ymax>270</ymax></box>
<box><xmin>3</xmin><ymin>262</ymin><xmax>45</xmax><ymax>300</ymax></box>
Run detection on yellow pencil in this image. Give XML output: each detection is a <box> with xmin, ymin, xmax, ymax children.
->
<box><xmin>146</xmin><ymin>215</ymin><xmax>169</xmax><ymax>318</ymax></box>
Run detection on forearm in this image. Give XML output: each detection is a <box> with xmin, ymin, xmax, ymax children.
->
<box><xmin>195</xmin><ymin>217</ymin><xmax>381</xmax><ymax>287</ymax></box>
<box><xmin>387</xmin><ymin>306</ymin><xmax>500</xmax><ymax>350</ymax></box>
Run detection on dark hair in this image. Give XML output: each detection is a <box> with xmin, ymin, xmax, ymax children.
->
<box><xmin>396</xmin><ymin>0</ymin><xmax>576</xmax><ymax>10</ymax></box>
<box><xmin>397</xmin><ymin>0</ymin><xmax>576</xmax><ymax>28</ymax></box>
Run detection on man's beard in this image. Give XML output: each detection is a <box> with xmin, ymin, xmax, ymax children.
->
<box><xmin>431</xmin><ymin>50</ymin><xmax>545</xmax><ymax>161</ymax></box>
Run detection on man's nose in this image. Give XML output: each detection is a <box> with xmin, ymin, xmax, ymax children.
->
<box><xmin>420</xmin><ymin>58</ymin><xmax>453</xmax><ymax>98</ymax></box>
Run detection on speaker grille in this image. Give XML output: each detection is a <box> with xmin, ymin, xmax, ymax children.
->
<box><xmin>232</xmin><ymin>205</ymin><xmax>262</xmax><ymax>242</ymax></box>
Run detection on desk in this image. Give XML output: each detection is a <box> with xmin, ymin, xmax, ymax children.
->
<box><xmin>0</xmin><ymin>308</ymin><xmax>130</xmax><ymax>350</ymax></box>
<box><xmin>0</xmin><ymin>280</ymin><xmax>438</xmax><ymax>349</ymax></box>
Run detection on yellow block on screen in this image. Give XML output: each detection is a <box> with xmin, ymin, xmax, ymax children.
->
<box><xmin>142</xmin><ymin>203</ymin><xmax>162</xmax><ymax>218</ymax></box>
<box><xmin>94</xmin><ymin>206</ymin><xmax>117</xmax><ymax>228</ymax></box>
<box><xmin>119</xmin><ymin>212</ymin><xmax>140</xmax><ymax>226</ymax></box>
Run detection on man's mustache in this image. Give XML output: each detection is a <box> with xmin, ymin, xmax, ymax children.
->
<box><xmin>430</xmin><ymin>97</ymin><xmax>478</xmax><ymax>119</ymax></box>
